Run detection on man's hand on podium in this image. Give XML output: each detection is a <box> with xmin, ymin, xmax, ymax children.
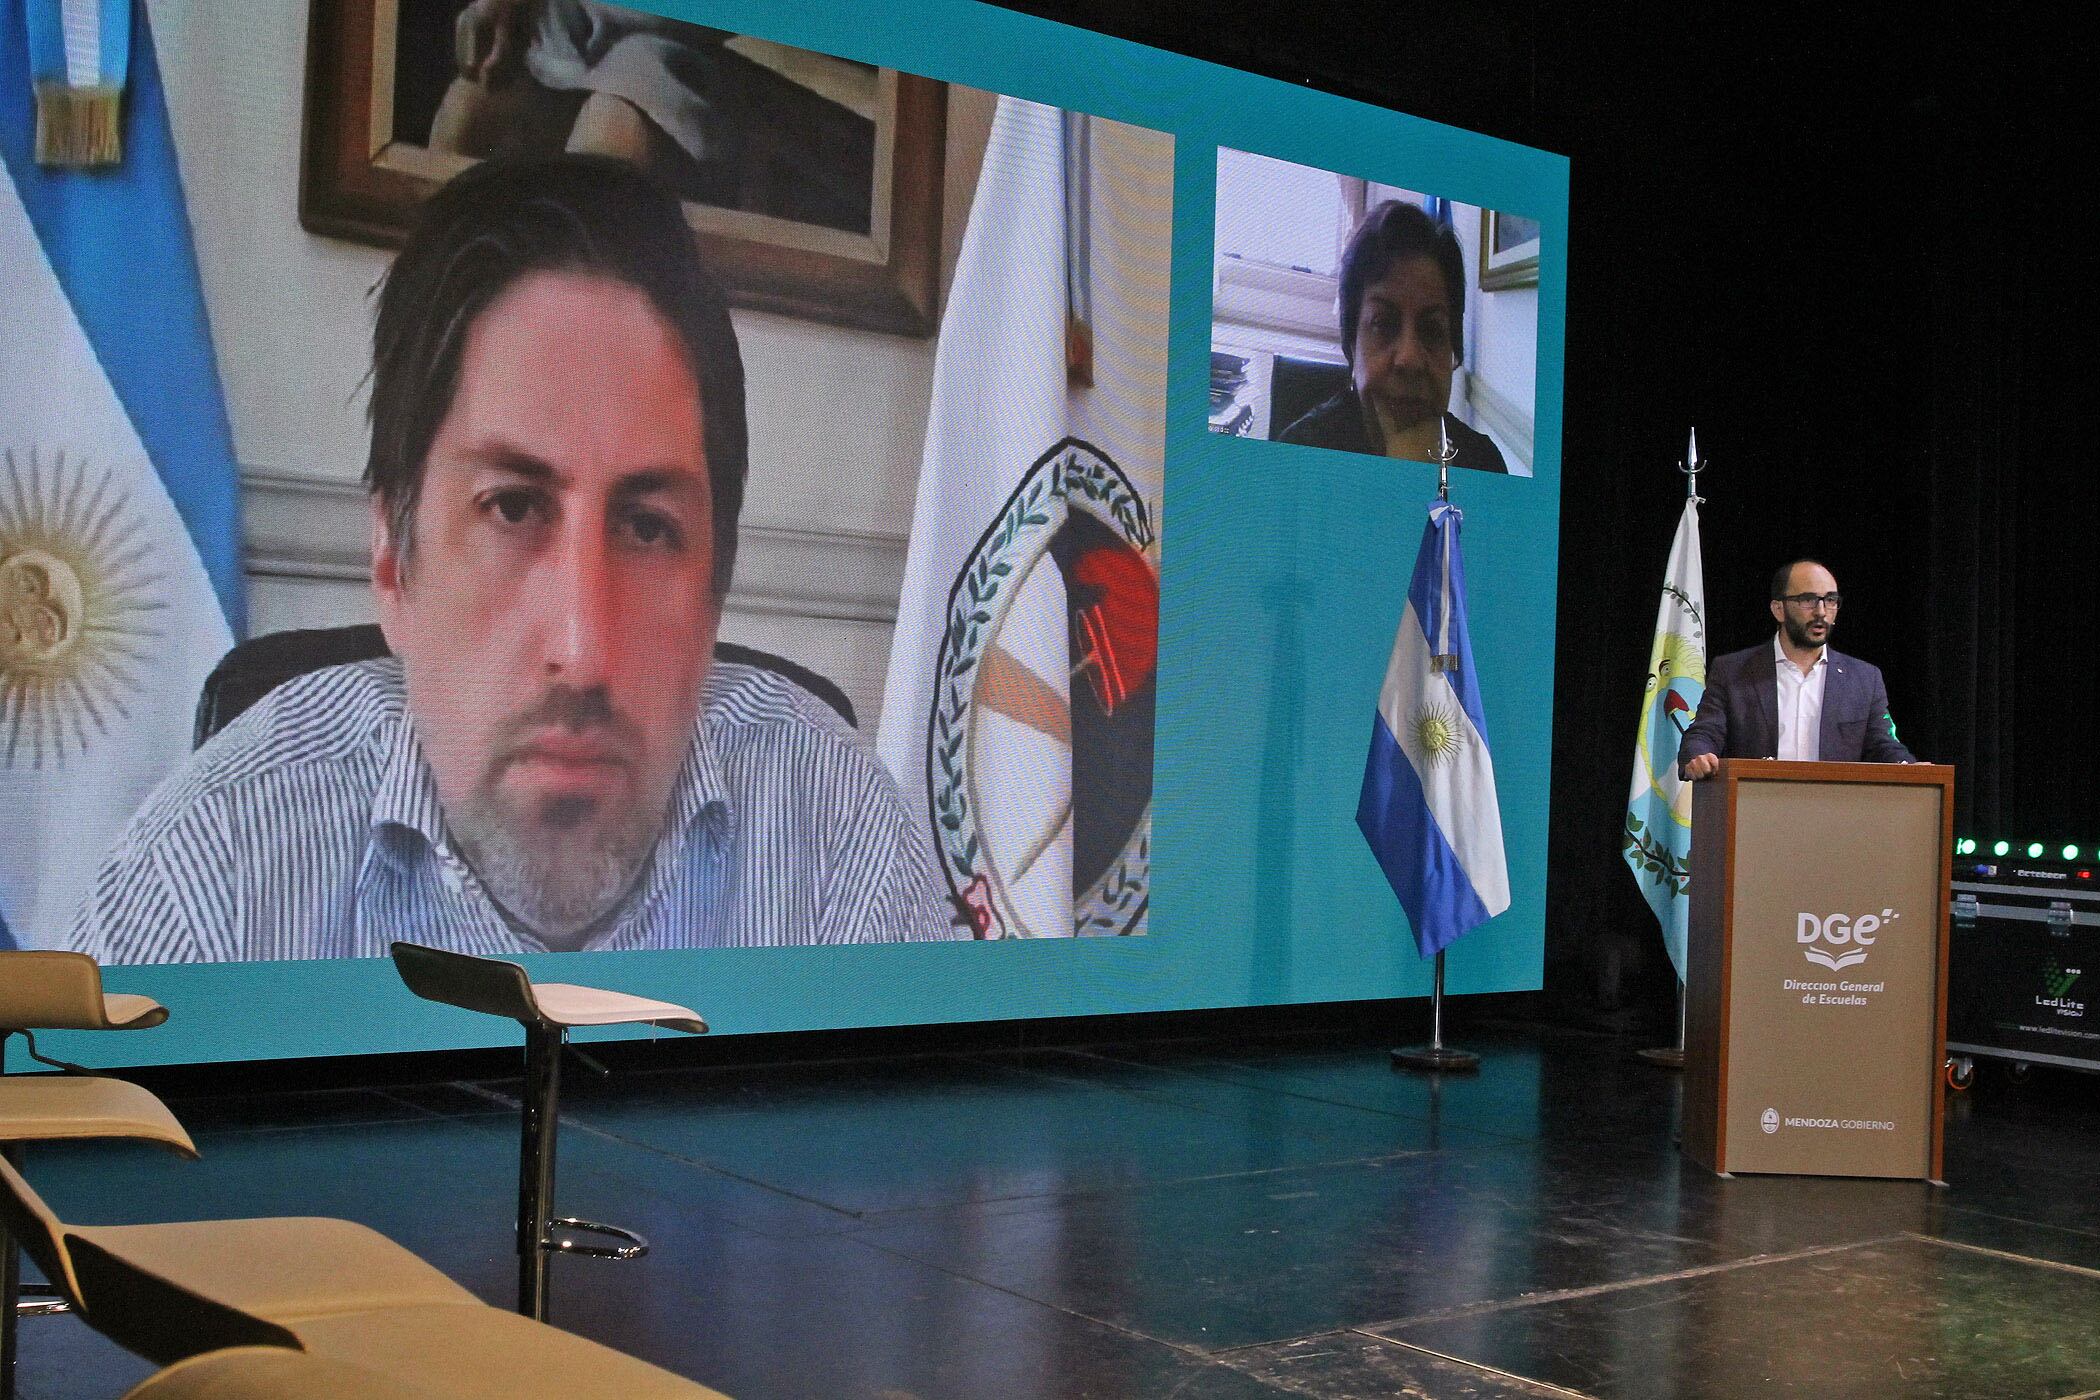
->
<box><xmin>1682</xmin><ymin>752</ymin><xmax>1721</xmax><ymax>781</ymax></box>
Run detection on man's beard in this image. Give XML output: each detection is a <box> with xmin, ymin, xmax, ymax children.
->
<box><xmin>448</xmin><ymin>686</ymin><xmax>664</xmax><ymax>946</ymax></box>
<box><xmin>1782</xmin><ymin>613</ymin><xmax>1832</xmax><ymax>651</ymax></box>
<box><xmin>453</xmin><ymin>792</ymin><xmax>657</xmax><ymax>945</ymax></box>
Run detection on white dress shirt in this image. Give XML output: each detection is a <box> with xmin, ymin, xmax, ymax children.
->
<box><xmin>1772</xmin><ymin>633</ymin><xmax>1827</xmax><ymax>761</ymax></box>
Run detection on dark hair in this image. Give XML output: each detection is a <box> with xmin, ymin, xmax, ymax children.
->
<box><xmin>1337</xmin><ymin>200</ymin><xmax>1467</xmax><ymax>369</ymax></box>
<box><xmin>1769</xmin><ymin>559</ymin><xmax>1831</xmax><ymax>599</ymax></box>
<box><xmin>366</xmin><ymin>154</ymin><xmax>747</xmax><ymax>597</ymax></box>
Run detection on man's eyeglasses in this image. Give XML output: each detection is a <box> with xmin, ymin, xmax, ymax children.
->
<box><xmin>1779</xmin><ymin>592</ymin><xmax>1842</xmax><ymax>613</ymax></box>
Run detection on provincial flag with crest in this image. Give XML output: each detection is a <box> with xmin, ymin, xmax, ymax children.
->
<box><xmin>0</xmin><ymin>0</ymin><xmax>242</xmax><ymax>950</ymax></box>
<box><xmin>876</xmin><ymin>97</ymin><xmax>1171</xmax><ymax>938</ymax></box>
<box><xmin>1358</xmin><ymin>500</ymin><xmax>1510</xmax><ymax>959</ymax></box>
<box><xmin>1622</xmin><ymin>497</ymin><xmax>1705</xmax><ymax>981</ymax></box>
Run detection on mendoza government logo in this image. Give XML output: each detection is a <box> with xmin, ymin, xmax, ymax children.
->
<box><xmin>1760</xmin><ymin>1106</ymin><xmax>1895</xmax><ymax>1134</ymax></box>
<box><xmin>927</xmin><ymin>439</ymin><xmax>1155</xmax><ymax>940</ymax></box>
<box><xmin>0</xmin><ymin>447</ymin><xmax>163</xmax><ymax>768</ymax></box>
<box><xmin>1795</xmin><ymin>906</ymin><xmax>1898</xmax><ymax>972</ymax></box>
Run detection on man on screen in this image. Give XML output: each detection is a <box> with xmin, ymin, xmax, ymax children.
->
<box><xmin>1678</xmin><ymin>559</ymin><xmax>1915</xmax><ymax>779</ymax></box>
<box><xmin>70</xmin><ymin>156</ymin><xmax>957</xmax><ymax>961</ymax></box>
<box><xmin>1277</xmin><ymin>199</ymin><xmax>1507</xmax><ymax>473</ymax></box>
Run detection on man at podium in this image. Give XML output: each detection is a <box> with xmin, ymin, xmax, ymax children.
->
<box><xmin>1680</xmin><ymin>560</ymin><xmax>1914</xmax><ymax>780</ymax></box>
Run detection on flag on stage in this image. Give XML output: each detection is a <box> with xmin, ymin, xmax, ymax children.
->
<box><xmin>1358</xmin><ymin>501</ymin><xmax>1510</xmax><ymax>959</ymax></box>
<box><xmin>876</xmin><ymin>97</ymin><xmax>1170</xmax><ymax>939</ymax></box>
<box><xmin>1622</xmin><ymin>497</ymin><xmax>1706</xmax><ymax>981</ymax></box>
<box><xmin>0</xmin><ymin>0</ymin><xmax>241</xmax><ymax>952</ymax></box>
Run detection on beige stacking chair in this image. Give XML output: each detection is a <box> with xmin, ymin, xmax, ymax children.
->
<box><xmin>0</xmin><ymin>951</ymin><xmax>191</xmax><ymax>1400</ymax></box>
<box><xmin>0</xmin><ymin>1156</ymin><xmax>727</xmax><ymax>1398</ymax></box>
<box><xmin>120</xmin><ymin>1346</ymin><xmax>442</xmax><ymax>1400</ymax></box>
<box><xmin>0</xmin><ymin>952</ymin><xmax>170</xmax><ymax>1043</ymax></box>
<box><xmin>0</xmin><ymin>1153</ymin><xmax>480</xmax><ymax>1350</ymax></box>
<box><xmin>389</xmin><ymin>942</ymin><xmax>708</xmax><ymax>1321</ymax></box>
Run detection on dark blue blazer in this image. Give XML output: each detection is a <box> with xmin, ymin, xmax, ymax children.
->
<box><xmin>1678</xmin><ymin>642</ymin><xmax>1914</xmax><ymax>776</ymax></box>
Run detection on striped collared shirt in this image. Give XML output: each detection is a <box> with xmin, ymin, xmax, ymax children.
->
<box><xmin>68</xmin><ymin>658</ymin><xmax>961</xmax><ymax>963</ymax></box>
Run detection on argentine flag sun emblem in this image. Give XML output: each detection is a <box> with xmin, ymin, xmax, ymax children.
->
<box><xmin>0</xmin><ymin>448</ymin><xmax>168</xmax><ymax>767</ymax></box>
<box><xmin>1409</xmin><ymin>697</ymin><xmax>1467</xmax><ymax>766</ymax></box>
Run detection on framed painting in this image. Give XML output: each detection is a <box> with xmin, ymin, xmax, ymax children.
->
<box><xmin>1479</xmin><ymin>207</ymin><xmax>1540</xmax><ymax>291</ymax></box>
<box><xmin>301</xmin><ymin>0</ymin><xmax>947</xmax><ymax>335</ymax></box>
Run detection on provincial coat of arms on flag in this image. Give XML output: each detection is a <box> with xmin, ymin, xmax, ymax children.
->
<box><xmin>925</xmin><ymin>438</ymin><xmax>1156</xmax><ymax>940</ymax></box>
<box><xmin>877</xmin><ymin>98</ymin><xmax>1172</xmax><ymax>939</ymax></box>
<box><xmin>1622</xmin><ymin>498</ymin><xmax>1706</xmax><ymax>980</ymax></box>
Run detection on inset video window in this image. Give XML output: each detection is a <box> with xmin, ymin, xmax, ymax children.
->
<box><xmin>1209</xmin><ymin>147</ymin><xmax>1540</xmax><ymax>477</ymax></box>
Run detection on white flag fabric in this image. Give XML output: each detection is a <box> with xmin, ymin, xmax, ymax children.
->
<box><xmin>1622</xmin><ymin>498</ymin><xmax>1706</xmax><ymax>981</ymax></box>
<box><xmin>0</xmin><ymin>0</ymin><xmax>240</xmax><ymax>952</ymax></box>
<box><xmin>876</xmin><ymin>98</ymin><xmax>1170</xmax><ymax>938</ymax></box>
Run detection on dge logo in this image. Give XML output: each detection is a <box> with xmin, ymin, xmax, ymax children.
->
<box><xmin>1797</xmin><ymin>908</ymin><xmax>1897</xmax><ymax>972</ymax></box>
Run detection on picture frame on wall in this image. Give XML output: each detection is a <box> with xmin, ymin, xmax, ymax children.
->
<box><xmin>299</xmin><ymin>0</ymin><xmax>948</xmax><ymax>336</ymax></box>
<box><xmin>1479</xmin><ymin>207</ymin><xmax>1541</xmax><ymax>290</ymax></box>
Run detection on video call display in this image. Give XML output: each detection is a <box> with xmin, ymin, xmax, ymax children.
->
<box><xmin>1209</xmin><ymin>148</ymin><xmax>1541</xmax><ymax>477</ymax></box>
<box><xmin>1</xmin><ymin>0</ymin><xmax>1567</xmax><ymax>1064</ymax></box>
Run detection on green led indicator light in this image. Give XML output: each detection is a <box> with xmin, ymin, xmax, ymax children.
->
<box><xmin>2028</xmin><ymin>842</ymin><xmax>2045</xmax><ymax>858</ymax></box>
<box><xmin>1955</xmin><ymin>838</ymin><xmax>1975</xmax><ymax>855</ymax></box>
<box><xmin>1993</xmin><ymin>841</ymin><xmax>2011</xmax><ymax>856</ymax></box>
<box><xmin>2067</xmin><ymin>845</ymin><xmax>2082</xmax><ymax>861</ymax></box>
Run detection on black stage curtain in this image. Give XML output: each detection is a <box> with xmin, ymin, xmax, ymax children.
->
<box><xmin>996</xmin><ymin>2</ymin><xmax>2100</xmax><ymax>1028</ymax></box>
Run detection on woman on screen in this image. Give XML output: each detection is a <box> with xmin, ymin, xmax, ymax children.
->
<box><xmin>1278</xmin><ymin>200</ymin><xmax>1507</xmax><ymax>474</ymax></box>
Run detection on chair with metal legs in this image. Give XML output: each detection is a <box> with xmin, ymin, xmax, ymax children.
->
<box><xmin>387</xmin><ymin>943</ymin><xmax>707</xmax><ymax>1322</ymax></box>
<box><xmin>0</xmin><ymin>1155</ymin><xmax>728</xmax><ymax>1399</ymax></box>
<box><xmin>0</xmin><ymin>952</ymin><xmax>192</xmax><ymax>1400</ymax></box>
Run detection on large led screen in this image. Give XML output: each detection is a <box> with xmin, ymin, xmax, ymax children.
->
<box><xmin>0</xmin><ymin>0</ymin><xmax>1567</xmax><ymax>1065</ymax></box>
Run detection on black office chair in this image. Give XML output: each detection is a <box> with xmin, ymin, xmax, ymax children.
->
<box><xmin>193</xmin><ymin>624</ymin><xmax>856</xmax><ymax>747</ymax></box>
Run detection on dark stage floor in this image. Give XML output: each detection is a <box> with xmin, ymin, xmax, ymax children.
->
<box><xmin>14</xmin><ymin>1022</ymin><xmax>2100</xmax><ymax>1399</ymax></box>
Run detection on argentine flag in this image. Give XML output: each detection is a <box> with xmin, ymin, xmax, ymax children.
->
<box><xmin>0</xmin><ymin>0</ymin><xmax>241</xmax><ymax>950</ymax></box>
<box><xmin>1358</xmin><ymin>501</ymin><xmax>1509</xmax><ymax>959</ymax></box>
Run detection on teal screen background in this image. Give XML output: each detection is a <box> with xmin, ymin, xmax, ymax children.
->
<box><xmin>35</xmin><ymin>0</ymin><xmax>1567</xmax><ymax>1068</ymax></box>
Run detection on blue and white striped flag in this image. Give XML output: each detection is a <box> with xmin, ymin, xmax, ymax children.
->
<box><xmin>1358</xmin><ymin>501</ymin><xmax>1509</xmax><ymax>959</ymax></box>
<box><xmin>0</xmin><ymin>0</ymin><xmax>241</xmax><ymax>951</ymax></box>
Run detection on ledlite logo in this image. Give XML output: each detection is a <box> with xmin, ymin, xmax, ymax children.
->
<box><xmin>1796</xmin><ymin>908</ymin><xmax>1898</xmax><ymax>972</ymax></box>
<box><xmin>2039</xmin><ymin>960</ymin><xmax>2086</xmax><ymax>1019</ymax></box>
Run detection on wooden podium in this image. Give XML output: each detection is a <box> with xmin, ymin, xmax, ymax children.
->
<box><xmin>1683</xmin><ymin>760</ymin><xmax>1954</xmax><ymax>1179</ymax></box>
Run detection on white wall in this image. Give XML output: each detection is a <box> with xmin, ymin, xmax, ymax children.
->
<box><xmin>1449</xmin><ymin>201</ymin><xmax>1537</xmax><ymax>472</ymax></box>
<box><xmin>148</xmin><ymin>0</ymin><xmax>995</xmax><ymax>728</ymax></box>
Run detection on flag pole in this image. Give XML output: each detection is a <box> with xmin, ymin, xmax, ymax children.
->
<box><xmin>1393</xmin><ymin>946</ymin><xmax>1479</xmax><ymax>1071</ymax></box>
<box><xmin>1394</xmin><ymin>424</ymin><xmax>1481</xmax><ymax>1074</ymax></box>
<box><xmin>1638</xmin><ymin>427</ymin><xmax>1704</xmax><ymax>1070</ymax></box>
